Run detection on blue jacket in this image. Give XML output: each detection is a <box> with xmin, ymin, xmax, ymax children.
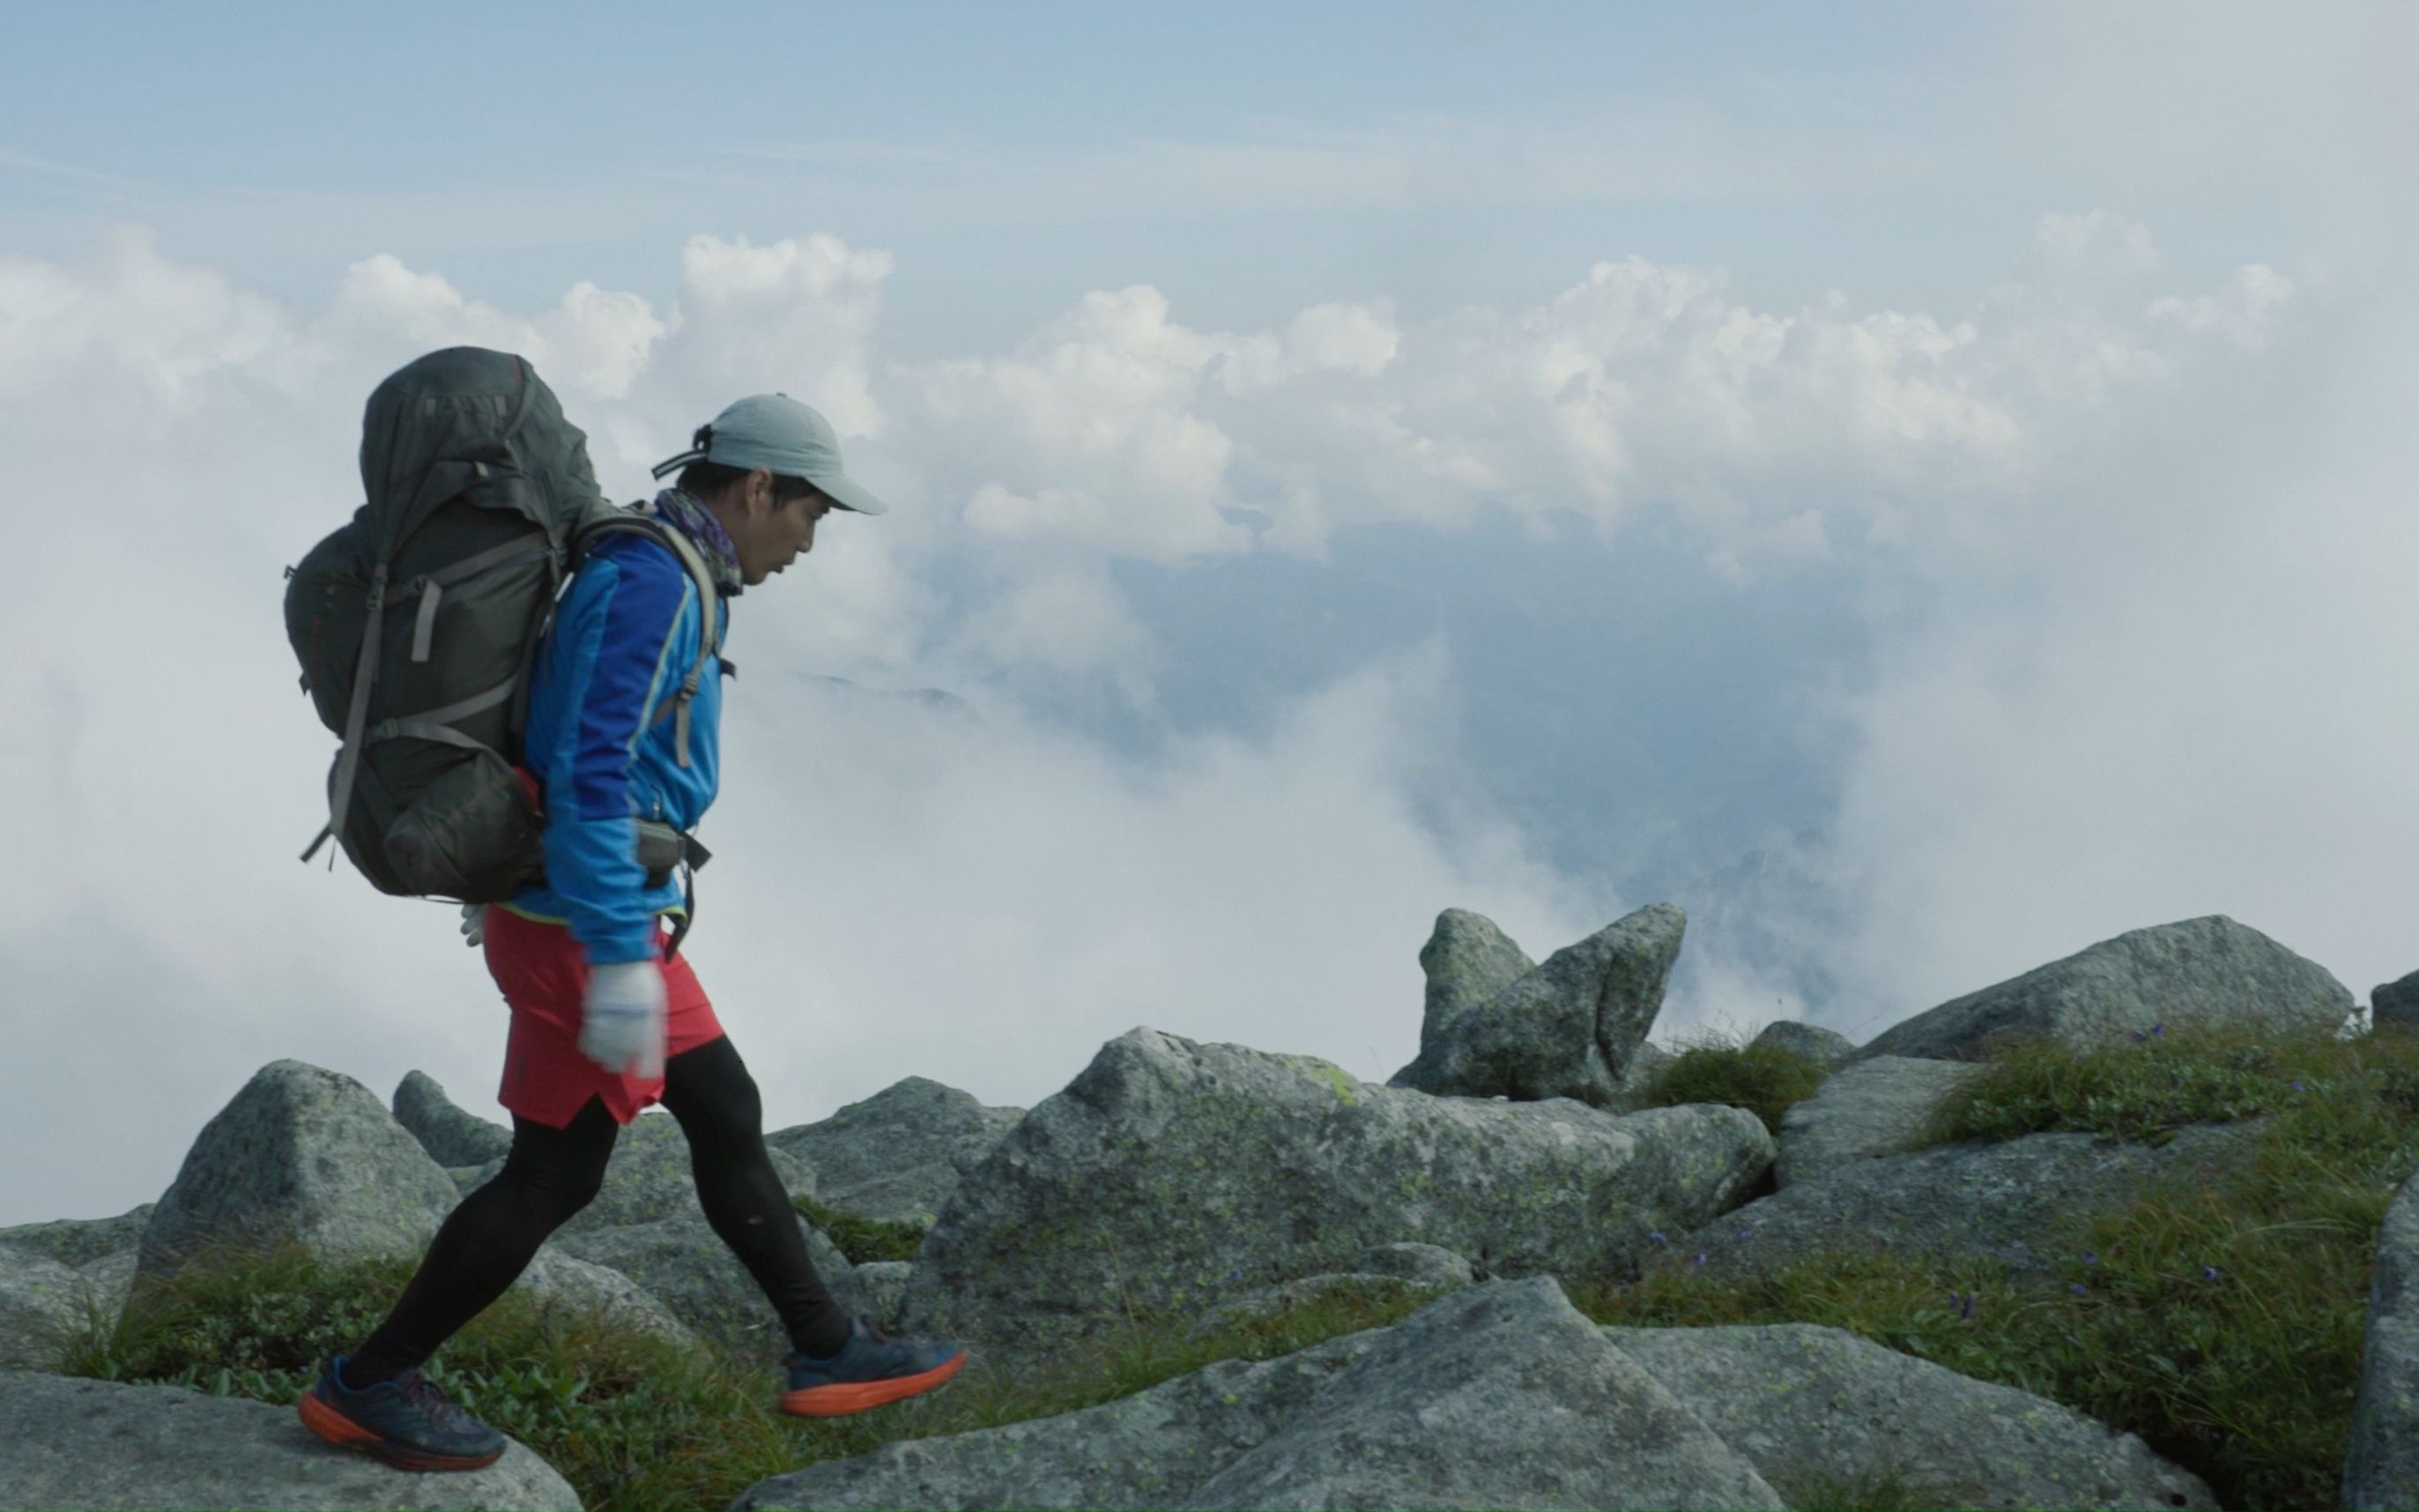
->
<box><xmin>501</xmin><ymin>527</ymin><xmax>728</xmax><ymax>964</ymax></box>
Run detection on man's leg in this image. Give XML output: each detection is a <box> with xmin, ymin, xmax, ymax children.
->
<box><xmin>342</xmin><ymin>1095</ymin><xmax>620</xmax><ymax>1384</ymax></box>
<box><xmin>657</xmin><ymin>1034</ymin><xmax>856</xmax><ymax>1359</ymax></box>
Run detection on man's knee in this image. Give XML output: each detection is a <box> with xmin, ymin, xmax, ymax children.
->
<box><xmin>664</xmin><ymin>1037</ymin><xmax>766</xmax><ymax>1141</ymax></box>
<box><xmin>558</xmin><ymin>1161</ymin><xmax>610</xmax><ymax>1216</ymax></box>
<box><xmin>501</xmin><ymin>1101</ymin><xmax>618</xmax><ymax>1218</ymax></box>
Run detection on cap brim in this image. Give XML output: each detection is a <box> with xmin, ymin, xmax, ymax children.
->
<box><xmin>811</xmin><ymin>471</ymin><xmax>889</xmax><ymax>516</ymax></box>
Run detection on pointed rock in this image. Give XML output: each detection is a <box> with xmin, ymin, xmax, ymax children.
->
<box><xmin>393</xmin><ymin>1070</ymin><xmax>512</xmax><ymax>1168</ymax></box>
<box><xmin>1605</xmin><ymin>1322</ymin><xmax>2215</xmax><ymax>1508</ymax></box>
<box><xmin>1416</xmin><ymin>908</ymin><xmax>1535</xmax><ymax>1044</ymax></box>
<box><xmin>1391</xmin><ymin>903</ymin><xmax>1685</xmax><ymax>1106</ymax></box>
<box><xmin>899</xmin><ymin>1026</ymin><xmax>1770</xmax><ymax>1366</ymax></box>
<box><xmin>0</xmin><ymin>1369</ymin><xmax>580</xmax><ymax>1509</ymax></box>
<box><xmin>1853</xmin><ymin>915</ymin><xmax>2352</xmax><ymax>1064</ymax></box>
<box><xmin>137</xmin><ymin>1061</ymin><xmax>458</xmax><ymax>1288</ymax></box>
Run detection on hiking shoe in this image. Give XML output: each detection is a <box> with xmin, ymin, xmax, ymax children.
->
<box><xmin>780</xmin><ymin>1316</ymin><xmax>968</xmax><ymax>1418</ymax></box>
<box><xmin>296</xmin><ymin>1354</ymin><xmax>506</xmax><ymax>1471</ymax></box>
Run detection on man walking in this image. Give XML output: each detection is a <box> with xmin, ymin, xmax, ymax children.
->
<box><xmin>297</xmin><ymin>395</ymin><xmax>966</xmax><ymax>1472</ymax></box>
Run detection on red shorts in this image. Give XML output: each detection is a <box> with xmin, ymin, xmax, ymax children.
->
<box><xmin>484</xmin><ymin>906</ymin><xmax>725</xmax><ymax>1130</ymax></box>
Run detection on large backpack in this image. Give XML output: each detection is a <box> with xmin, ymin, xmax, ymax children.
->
<box><xmin>285</xmin><ymin>346</ymin><xmax>718</xmax><ymax>902</ymax></box>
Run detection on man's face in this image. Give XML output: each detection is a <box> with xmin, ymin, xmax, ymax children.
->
<box><xmin>735</xmin><ymin>472</ymin><xmax>834</xmax><ymax>586</ymax></box>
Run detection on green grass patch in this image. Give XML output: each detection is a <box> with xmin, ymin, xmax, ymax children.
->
<box><xmin>1631</xmin><ymin>1026</ymin><xmax>1835</xmax><ymax>1135</ymax></box>
<box><xmin>1576</xmin><ymin>1016</ymin><xmax>2419</xmax><ymax>1511</ymax></box>
<box><xmin>789</xmin><ymin>1195</ymin><xmax>930</xmax><ymax>1265</ymax></box>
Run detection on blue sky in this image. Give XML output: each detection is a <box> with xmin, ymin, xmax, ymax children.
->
<box><xmin>4</xmin><ymin>4</ymin><xmax>2305</xmax><ymax>341</ymax></box>
<box><xmin>4</xmin><ymin>3</ymin><xmax>2415</xmax><ymax>1225</ymax></box>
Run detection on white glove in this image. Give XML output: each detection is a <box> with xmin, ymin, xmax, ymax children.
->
<box><xmin>459</xmin><ymin>903</ymin><xmax>487</xmax><ymax>948</ymax></box>
<box><xmin>579</xmin><ymin>960</ymin><xmax>668</xmax><ymax>1079</ymax></box>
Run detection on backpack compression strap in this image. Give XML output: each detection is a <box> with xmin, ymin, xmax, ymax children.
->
<box><xmin>300</xmin><ymin>561</ymin><xmax>390</xmax><ymax>864</ymax></box>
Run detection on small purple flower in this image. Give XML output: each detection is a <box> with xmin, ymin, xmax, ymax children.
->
<box><xmin>1692</xmin><ymin>1252</ymin><xmax>1708</xmax><ymax>1269</ymax></box>
<box><xmin>2152</xmin><ymin>1022</ymin><xmax>2165</xmax><ymax>1037</ymax></box>
<box><xmin>1733</xmin><ymin>1227</ymin><xmax>1751</xmax><ymax>1241</ymax></box>
<box><xmin>2081</xmin><ymin>1250</ymin><xmax>2099</xmax><ymax>1266</ymax></box>
<box><xmin>1648</xmin><ymin>1230</ymin><xmax>1668</xmax><ymax>1248</ymax></box>
<box><xmin>2292</xmin><ymin>1080</ymin><xmax>2308</xmax><ymax>1093</ymax></box>
<box><xmin>1957</xmin><ymin>1292</ymin><xmax>1974</xmax><ymax>1320</ymax></box>
<box><xmin>2070</xmin><ymin>1281</ymin><xmax>2089</xmax><ymax>1297</ymax></box>
<box><xmin>2202</xmin><ymin>1265</ymin><xmax>2222</xmax><ymax>1283</ymax></box>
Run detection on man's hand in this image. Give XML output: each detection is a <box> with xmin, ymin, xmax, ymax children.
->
<box><xmin>460</xmin><ymin>903</ymin><xmax>487</xmax><ymax>948</ymax></box>
<box><xmin>580</xmin><ymin>960</ymin><xmax>668</xmax><ymax>1079</ymax></box>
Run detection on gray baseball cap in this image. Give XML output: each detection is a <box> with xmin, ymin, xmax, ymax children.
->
<box><xmin>649</xmin><ymin>392</ymin><xmax>889</xmax><ymax>515</ymax></box>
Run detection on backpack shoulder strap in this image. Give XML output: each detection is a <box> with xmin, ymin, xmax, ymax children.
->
<box><xmin>571</xmin><ymin>510</ymin><xmax>722</xmax><ymax>767</ymax></box>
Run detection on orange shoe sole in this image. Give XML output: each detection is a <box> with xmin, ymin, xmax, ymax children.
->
<box><xmin>779</xmin><ymin>1349</ymin><xmax>968</xmax><ymax>1418</ymax></box>
<box><xmin>296</xmin><ymin>1389</ymin><xmax>504</xmax><ymax>1472</ymax></box>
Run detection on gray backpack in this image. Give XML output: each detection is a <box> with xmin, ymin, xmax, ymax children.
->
<box><xmin>286</xmin><ymin>346</ymin><xmax>718</xmax><ymax>902</ymax></box>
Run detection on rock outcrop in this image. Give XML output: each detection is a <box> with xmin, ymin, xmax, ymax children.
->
<box><xmin>6</xmin><ymin>906</ymin><xmax>2384</xmax><ymax>1510</ymax></box>
<box><xmin>1748</xmin><ymin>1019</ymin><xmax>1858</xmax><ymax>1069</ymax></box>
<box><xmin>0</xmin><ymin>1204</ymin><xmax>155</xmax><ymax>1271</ymax></box>
<box><xmin>1852</xmin><ymin>915</ymin><xmax>2352</xmax><ymax>1063</ymax></box>
<box><xmin>514</xmin><ymin>1245</ymin><xmax>702</xmax><ymax>1353</ymax></box>
<box><xmin>1676</xmin><ymin>1118</ymin><xmax>2270</xmax><ymax>1285</ymax></box>
<box><xmin>1602</xmin><ymin>1322</ymin><xmax>2215</xmax><ymax>1508</ymax></box>
<box><xmin>2374</xmin><ymin>970</ymin><xmax>2419</xmax><ymax>1034</ymax></box>
<box><xmin>137</xmin><ymin>1061</ymin><xmax>460</xmax><ymax>1290</ymax></box>
<box><xmin>2346</xmin><ymin>1172</ymin><xmax>2419</xmax><ymax>1510</ymax></box>
<box><xmin>0</xmin><ymin>1248</ymin><xmax>93</xmax><ymax>1370</ymax></box>
<box><xmin>738</xmin><ymin>1279</ymin><xmax>1787</xmax><ymax>1511</ymax></box>
<box><xmin>552</xmin><ymin>1210</ymin><xmax>852</xmax><ymax>1355</ymax></box>
<box><xmin>766</xmin><ymin>1076</ymin><xmax>1021</xmax><ymax>1224</ymax></box>
<box><xmin>827</xmin><ymin>1258</ymin><xmax>912</xmax><ymax>1331</ymax></box>
<box><xmin>0</xmin><ymin>1369</ymin><xmax>581</xmax><ymax>1511</ymax></box>
<box><xmin>1775</xmin><ymin>1056</ymin><xmax>1988</xmax><ymax>1189</ymax></box>
<box><xmin>900</xmin><ymin>1027</ymin><xmax>1770</xmax><ymax>1365</ymax></box>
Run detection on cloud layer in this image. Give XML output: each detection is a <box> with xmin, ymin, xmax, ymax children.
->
<box><xmin>1</xmin><ymin>207</ymin><xmax>2404</xmax><ymax>1230</ymax></box>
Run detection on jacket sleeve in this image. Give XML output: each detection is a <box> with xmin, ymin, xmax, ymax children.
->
<box><xmin>534</xmin><ymin>541</ymin><xmax>693</xmax><ymax>965</ymax></box>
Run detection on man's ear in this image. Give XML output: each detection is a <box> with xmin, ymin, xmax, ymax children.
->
<box><xmin>748</xmin><ymin>468</ymin><xmax>775</xmax><ymax>515</ymax></box>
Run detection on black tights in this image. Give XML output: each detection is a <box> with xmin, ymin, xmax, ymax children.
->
<box><xmin>345</xmin><ymin>1034</ymin><xmax>850</xmax><ymax>1383</ymax></box>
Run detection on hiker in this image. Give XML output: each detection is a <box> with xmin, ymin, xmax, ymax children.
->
<box><xmin>296</xmin><ymin>392</ymin><xmax>968</xmax><ymax>1473</ymax></box>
